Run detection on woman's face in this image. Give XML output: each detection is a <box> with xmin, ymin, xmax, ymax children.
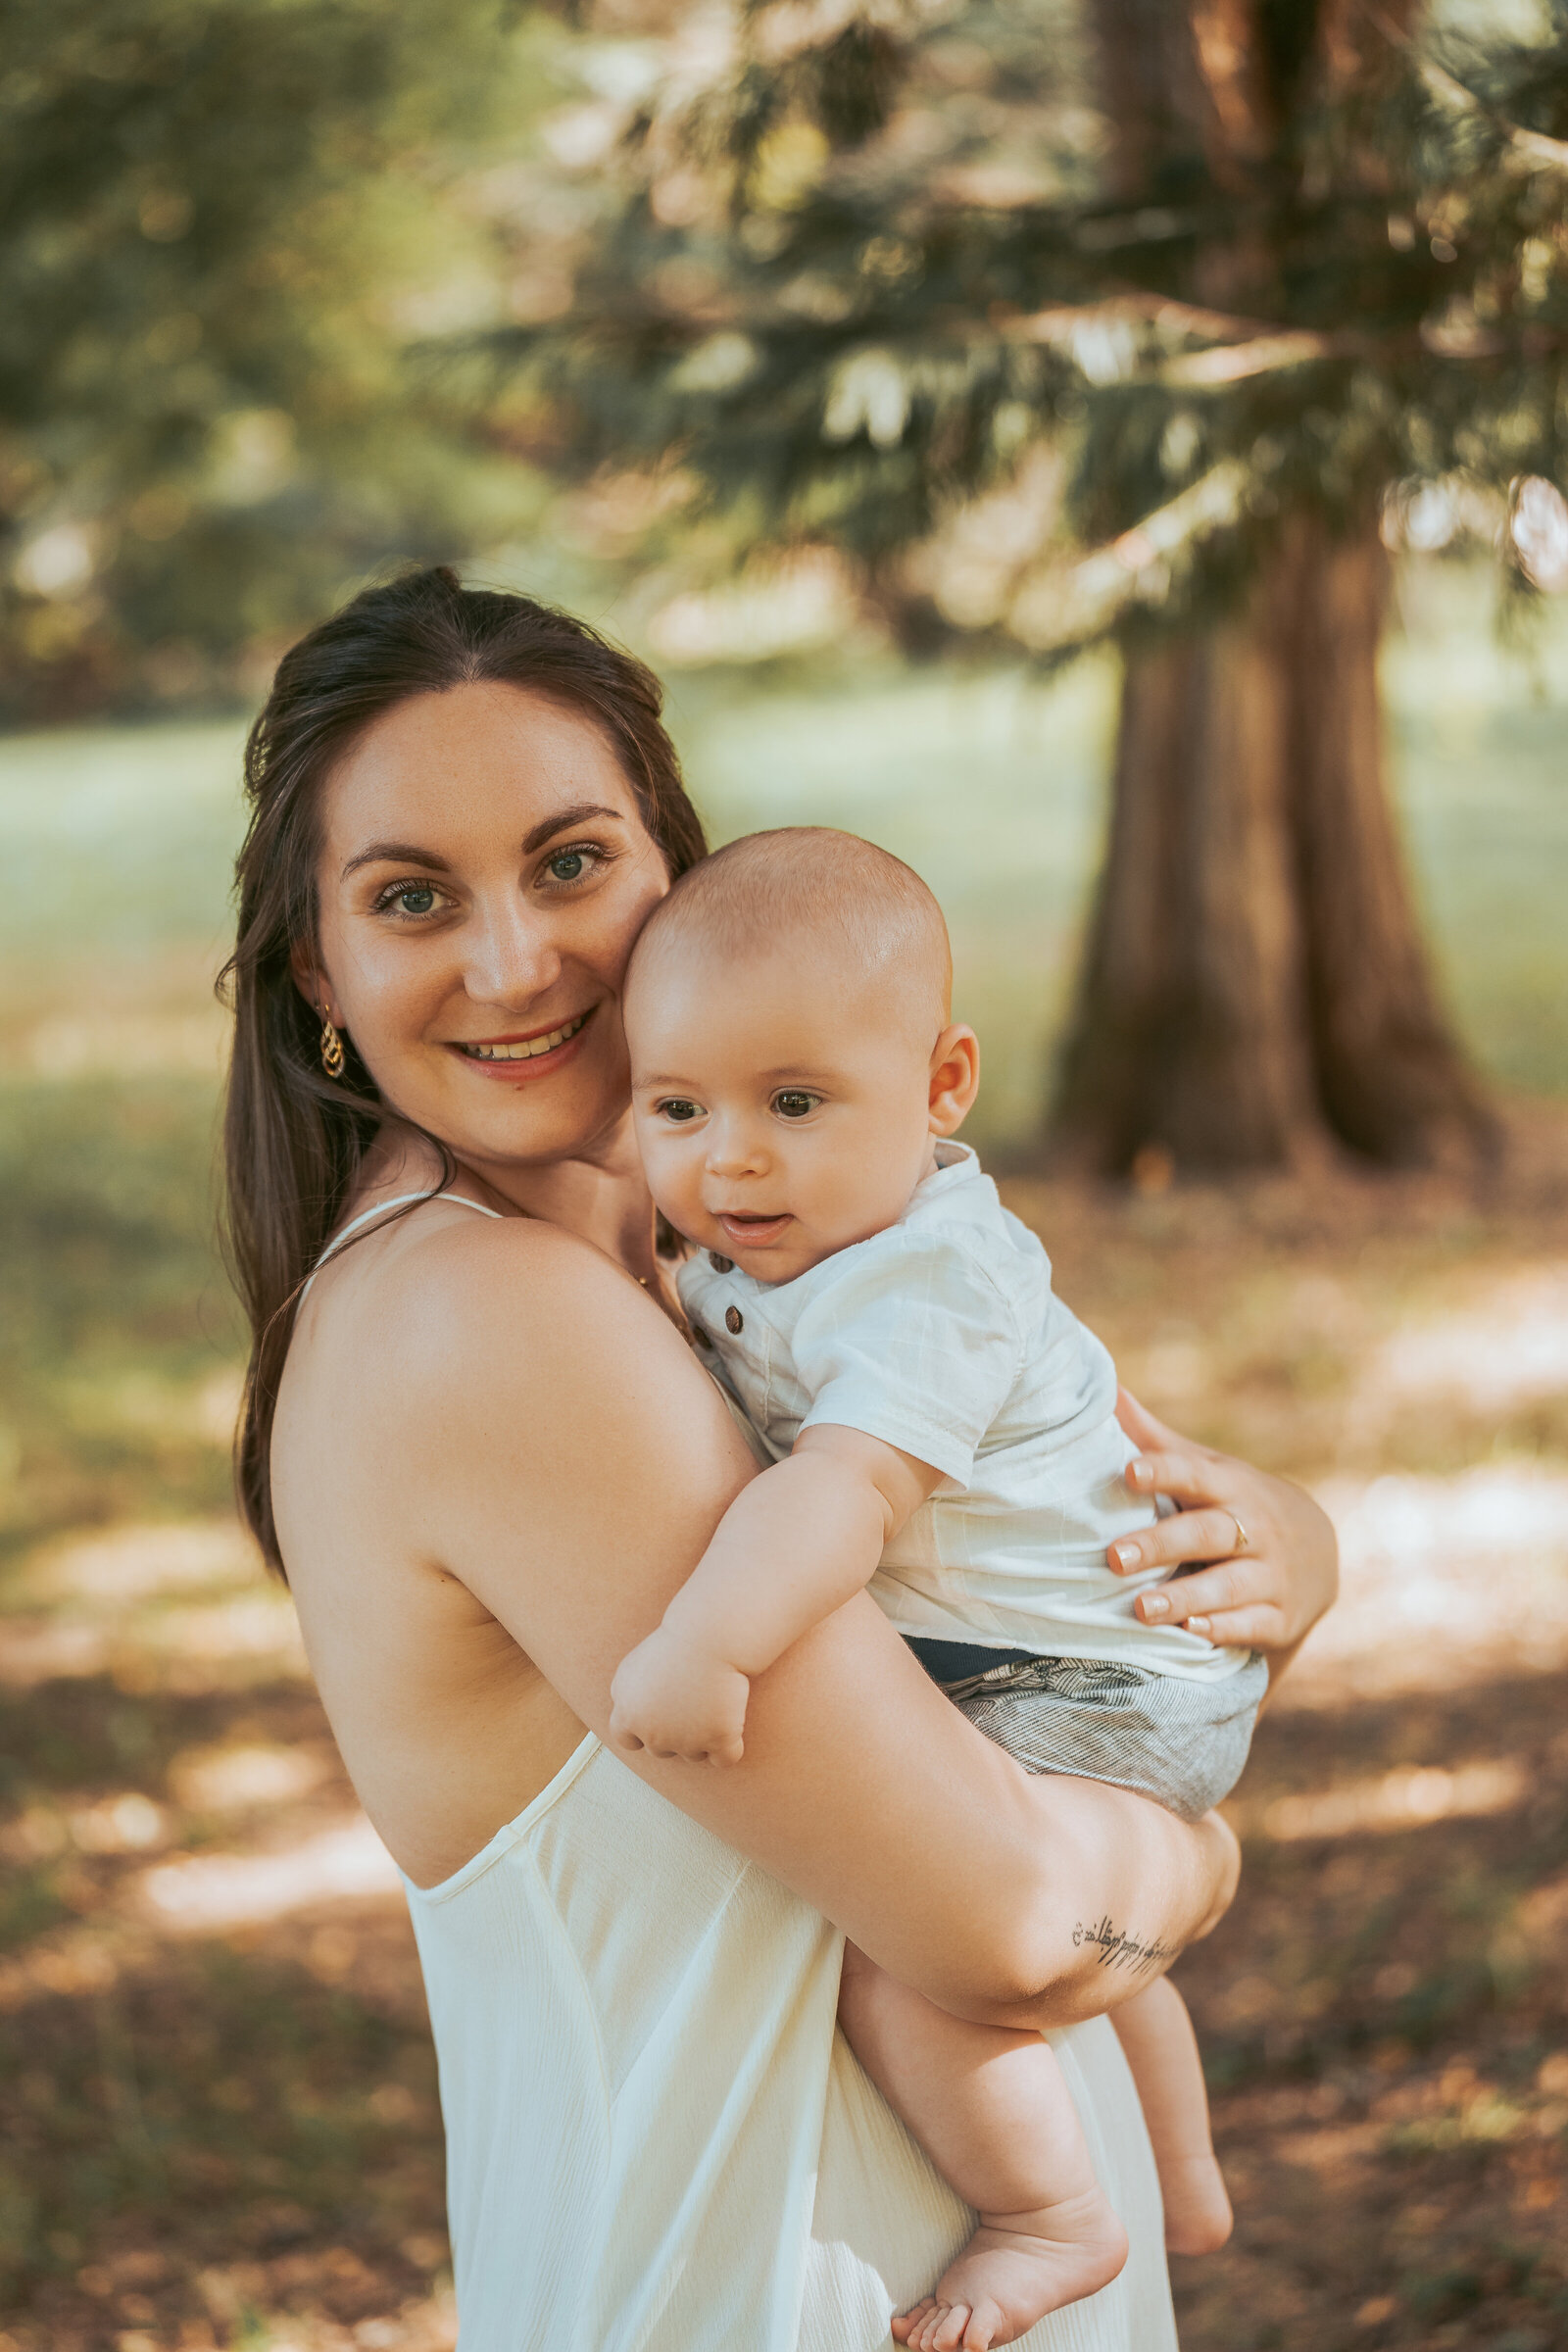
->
<box><xmin>306</xmin><ymin>681</ymin><xmax>671</xmax><ymax>1177</ymax></box>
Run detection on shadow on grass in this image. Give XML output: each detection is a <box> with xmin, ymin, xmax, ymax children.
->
<box><xmin>0</xmin><ymin>1659</ymin><xmax>446</xmax><ymax>2351</ymax></box>
<box><xmin>0</xmin><ymin>1077</ymin><xmax>240</xmax><ymax>1573</ymax></box>
<box><xmin>1171</xmin><ymin>1674</ymin><xmax>1568</xmax><ymax>2352</ymax></box>
<box><xmin>0</xmin><ymin>1650</ymin><xmax>1564</xmax><ymax>2350</ymax></box>
<box><xmin>1</xmin><ymin>1921</ymin><xmax>447</xmax><ymax>2350</ymax></box>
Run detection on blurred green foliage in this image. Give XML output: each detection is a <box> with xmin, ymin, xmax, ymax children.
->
<box><xmin>507</xmin><ymin>0</ymin><xmax>1568</xmax><ymax>654</ymax></box>
<box><xmin>0</xmin><ymin>0</ymin><xmax>548</xmax><ymax>718</ymax></box>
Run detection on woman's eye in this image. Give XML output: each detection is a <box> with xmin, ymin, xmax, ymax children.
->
<box><xmin>544</xmin><ymin>845</ymin><xmax>599</xmax><ymax>885</ymax></box>
<box><xmin>659</xmin><ymin>1099</ymin><xmax>703</xmax><ymax>1123</ymax></box>
<box><xmin>773</xmin><ymin>1091</ymin><xmax>820</xmax><ymax>1120</ymax></box>
<box><xmin>384</xmin><ymin>883</ymin><xmax>440</xmax><ymax>917</ymax></box>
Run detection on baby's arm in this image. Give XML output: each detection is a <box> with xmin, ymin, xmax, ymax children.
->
<box><xmin>609</xmin><ymin>1424</ymin><xmax>941</xmax><ymax>1764</ymax></box>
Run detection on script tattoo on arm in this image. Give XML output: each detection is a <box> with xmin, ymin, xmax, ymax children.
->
<box><xmin>1073</xmin><ymin>1916</ymin><xmax>1179</xmax><ymax>1975</ymax></box>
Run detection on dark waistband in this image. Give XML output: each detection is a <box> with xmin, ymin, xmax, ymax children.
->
<box><xmin>905</xmin><ymin>1636</ymin><xmax>1040</xmax><ymax>1685</ymax></box>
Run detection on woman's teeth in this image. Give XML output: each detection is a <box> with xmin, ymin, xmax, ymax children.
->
<box><xmin>463</xmin><ymin>1014</ymin><xmax>588</xmax><ymax>1061</ymax></box>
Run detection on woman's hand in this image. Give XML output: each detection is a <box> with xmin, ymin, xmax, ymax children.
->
<box><xmin>1111</xmin><ymin>1389</ymin><xmax>1338</xmax><ymax>1662</ymax></box>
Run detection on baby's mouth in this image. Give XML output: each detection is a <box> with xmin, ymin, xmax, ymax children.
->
<box><xmin>715</xmin><ymin>1210</ymin><xmax>794</xmax><ymax>1247</ymax></box>
<box><xmin>457</xmin><ymin>1010</ymin><xmax>591</xmax><ymax>1060</ymax></box>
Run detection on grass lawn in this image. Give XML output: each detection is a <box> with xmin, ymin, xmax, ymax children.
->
<box><xmin>0</xmin><ymin>560</ymin><xmax>1565</xmax><ymax>2350</ymax></box>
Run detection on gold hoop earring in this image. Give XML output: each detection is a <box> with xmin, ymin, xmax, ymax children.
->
<box><xmin>319</xmin><ymin>1012</ymin><xmax>346</xmax><ymax>1080</ymax></box>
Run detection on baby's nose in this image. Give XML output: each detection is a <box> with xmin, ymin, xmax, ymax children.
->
<box><xmin>705</xmin><ymin>1123</ymin><xmax>768</xmax><ymax>1176</ymax></box>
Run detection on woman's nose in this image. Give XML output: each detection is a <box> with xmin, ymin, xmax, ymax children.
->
<box><xmin>465</xmin><ymin>901</ymin><xmax>562</xmax><ymax>1007</ymax></box>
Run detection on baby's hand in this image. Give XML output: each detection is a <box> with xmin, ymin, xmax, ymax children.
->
<box><xmin>609</xmin><ymin>1626</ymin><xmax>750</xmax><ymax>1766</ymax></box>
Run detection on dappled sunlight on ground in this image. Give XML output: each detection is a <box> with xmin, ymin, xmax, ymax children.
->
<box><xmin>1281</xmin><ymin>1465</ymin><xmax>1568</xmax><ymax>1705</ymax></box>
<box><xmin>138</xmin><ymin>1817</ymin><xmax>402</xmax><ymax>1937</ymax></box>
<box><xmin>0</xmin><ymin>1503</ymin><xmax>448</xmax><ymax>2351</ymax></box>
<box><xmin>2</xmin><ymin>1522</ymin><xmax>306</xmax><ymax>1696</ymax></box>
<box><xmin>2</xmin><ymin>1132</ymin><xmax>1566</xmax><ymax>2348</ymax></box>
<box><xmin>1361</xmin><ymin>1262</ymin><xmax>1568</xmax><ymax>1420</ymax></box>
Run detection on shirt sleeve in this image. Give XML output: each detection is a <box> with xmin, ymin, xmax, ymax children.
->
<box><xmin>789</xmin><ymin>1227</ymin><xmax>1022</xmax><ymax>1488</ymax></box>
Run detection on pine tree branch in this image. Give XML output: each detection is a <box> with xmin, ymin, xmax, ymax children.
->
<box><xmin>1007</xmin><ymin>460</ymin><xmax>1250</xmax><ymax>653</ymax></box>
<box><xmin>1012</xmin><ymin>296</ymin><xmax>1290</xmax><ymax>349</ymax></box>
<box><xmin>1161</xmin><ymin>331</ymin><xmax>1342</xmax><ymax>383</ymax></box>
<box><xmin>1359</xmin><ymin>2</ymin><xmax>1568</xmax><ymax>174</ymax></box>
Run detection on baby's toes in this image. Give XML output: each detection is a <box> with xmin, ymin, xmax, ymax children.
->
<box><xmin>910</xmin><ymin>2303</ymin><xmax>950</xmax><ymax>2352</ymax></box>
<box><xmin>961</xmin><ymin>2298</ymin><xmax>1004</xmax><ymax>2352</ymax></box>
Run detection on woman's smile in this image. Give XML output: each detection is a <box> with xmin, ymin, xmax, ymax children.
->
<box><xmin>453</xmin><ymin>1007</ymin><xmax>595</xmax><ymax>1074</ymax></box>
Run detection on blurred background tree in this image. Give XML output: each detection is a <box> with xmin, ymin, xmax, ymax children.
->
<box><xmin>4</xmin><ymin>0</ymin><xmax>1567</xmax><ymax>1173</ymax></box>
<box><xmin>0</xmin><ymin>0</ymin><xmax>541</xmax><ymax>719</ymax></box>
<box><xmin>506</xmin><ymin>0</ymin><xmax>1568</xmax><ymax>1173</ymax></box>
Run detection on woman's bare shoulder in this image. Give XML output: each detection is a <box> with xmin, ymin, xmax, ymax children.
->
<box><xmin>316</xmin><ymin>1209</ymin><xmax>733</xmax><ymax>1480</ymax></box>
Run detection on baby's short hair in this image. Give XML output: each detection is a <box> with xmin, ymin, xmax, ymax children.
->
<box><xmin>631</xmin><ymin>826</ymin><xmax>952</xmax><ymax>1033</ymax></box>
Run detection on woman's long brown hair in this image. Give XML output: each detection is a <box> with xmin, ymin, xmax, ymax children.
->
<box><xmin>220</xmin><ymin>565</ymin><xmax>708</xmax><ymax>1571</ymax></box>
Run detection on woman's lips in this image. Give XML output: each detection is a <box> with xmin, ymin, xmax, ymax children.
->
<box><xmin>715</xmin><ymin>1211</ymin><xmax>794</xmax><ymax>1248</ymax></box>
<box><xmin>451</xmin><ymin>1007</ymin><xmax>594</xmax><ymax>1080</ymax></box>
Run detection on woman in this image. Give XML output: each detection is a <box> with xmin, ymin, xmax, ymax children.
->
<box><xmin>223</xmin><ymin>568</ymin><xmax>1336</xmax><ymax>2352</ymax></box>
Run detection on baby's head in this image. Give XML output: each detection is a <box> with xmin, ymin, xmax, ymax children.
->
<box><xmin>625</xmin><ymin>827</ymin><xmax>978</xmax><ymax>1283</ymax></box>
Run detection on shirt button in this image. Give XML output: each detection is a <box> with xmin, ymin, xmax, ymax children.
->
<box><xmin>709</xmin><ymin>1252</ymin><xmax>734</xmax><ymax>1273</ymax></box>
<box><xmin>724</xmin><ymin>1305</ymin><xmax>744</xmax><ymax>1336</ymax></box>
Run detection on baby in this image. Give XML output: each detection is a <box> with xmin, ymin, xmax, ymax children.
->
<box><xmin>612</xmin><ymin>827</ymin><xmax>1267</xmax><ymax>2352</ymax></box>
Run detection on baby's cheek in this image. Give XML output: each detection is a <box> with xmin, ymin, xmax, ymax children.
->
<box><xmin>656</xmin><ymin>1154</ymin><xmax>707</xmax><ymax>1234</ymax></box>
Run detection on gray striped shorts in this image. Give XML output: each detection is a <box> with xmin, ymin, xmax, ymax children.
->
<box><xmin>911</xmin><ymin>1644</ymin><xmax>1268</xmax><ymax>1822</ymax></box>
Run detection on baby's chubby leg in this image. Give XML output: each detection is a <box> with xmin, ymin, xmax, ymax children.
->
<box><xmin>1107</xmin><ymin>1975</ymin><xmax>1232</xmax><ymax>2255</ymax></box>
<box><xmin>838</xmin><ymin>1942</ymin><xmax>1127</xmax><ymax>2352</ymax></box>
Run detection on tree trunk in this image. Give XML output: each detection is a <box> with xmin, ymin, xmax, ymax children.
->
<box><xmin>1053</xmin><ymin>0</ymin><xmax>1483</xmax><ymax>1174</ymax></box>
<box><xmin>1049</xmin><ymin>515</ymin><xmax>1496</xmax><ymax>1175</ymax></box>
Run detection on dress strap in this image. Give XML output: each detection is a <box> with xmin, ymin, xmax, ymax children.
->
<box><xmin>302</xmin><ymin>1190</ymin><xmax>503</xmax><ymax>1299</ymax></box>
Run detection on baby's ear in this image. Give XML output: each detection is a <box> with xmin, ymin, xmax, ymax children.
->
<box><xmin>928</xmin><ymin>1024</ymin><xmax>980</xmax><ymax>1135</ymax></box>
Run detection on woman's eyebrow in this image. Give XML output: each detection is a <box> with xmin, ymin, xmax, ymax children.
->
<box><xmin>341</xmin><ymin>840</ymin><xmax>453</xmax><ymax>880</ymax></box>
<box><xmin>520</xmin><ymin>802</ymin><xmax>626</xmax><ymax>853</ymax></box>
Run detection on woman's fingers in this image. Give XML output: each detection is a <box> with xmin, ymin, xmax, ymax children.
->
<box><xmin>1111</xmin><ymin>1505</ymin><xmax>1250</xmax><ymax>1578</ymax></box>
<box><xmin>1110</xmin><ymin>1392</ymin><xmax>1339</xmax><ymax>1659</ymax></box>
<box><xmin>1122</xmin><ymin>1448</ymin><xmax>1241</xmax><ymax>1510</ymax></box>
<box><xmin>1135</xmin><ymin>1554</ymin><xmax>1272</xmax><ymax>1623</ymax></box>
<box><xmin>1181</xmin><ymin>1606</ymin><xmax>1286</xmax><ymax>1650</ymax></box>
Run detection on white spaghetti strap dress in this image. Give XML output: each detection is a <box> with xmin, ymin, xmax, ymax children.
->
<box><xmin>404</xmin><ymin>1740</ymin><xmax>1177</xmax><ymax>2352</ymax></box>
<box><xmin>343</xmin><ymin>1195</ymin><xmax>1175</xmax><ymax>2349</ymax></box>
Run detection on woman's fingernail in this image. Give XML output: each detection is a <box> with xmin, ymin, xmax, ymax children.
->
<box><xmin>1187</xmin><ymin>1615</ymin><xmax>1211</xmax><ymax>1637</ymax></box>
<box><xmin>1113</xmin><ymin>1542</ymin><xmax>1143</xmax><ymax>1571</ymax></box>
<box><xmin>1129</xmin><ymin>1460</ymin><xmax>1153</xmax><ymax>1489</ymax></box>
<box><xmin>1141</xmin><ymin>1592</ymin><xmax>1169</xmax><ymax>1619</ymax></box>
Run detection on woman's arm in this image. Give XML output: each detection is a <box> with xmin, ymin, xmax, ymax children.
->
<box><xmin>610</xmin><ymin>1426</ymin><xmax>941</xmax><ymax>1766</ymax></box>
<box><xmin>397</xmin><ymin>1224</ymin><xmax>1239</xmax><ymax>2032</ymax></box>
<box><xmin>1109</xmin><ymin>1390</ymin><xmax>1339</xmax><ymax>1693</ymax></box>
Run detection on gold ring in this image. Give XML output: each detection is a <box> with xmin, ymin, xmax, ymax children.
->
<box><xmin>1230</xmin><ymin>1514</ymin><xmax>1250</xmax><ymax>1554</ymax></box>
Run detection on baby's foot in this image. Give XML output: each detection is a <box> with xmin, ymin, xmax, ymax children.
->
<box><xmin>891</xmin><ymin>2186</ymin><xmax>1128</xmax><ymax>2352</ymax></box>
<box><xmin>1159</xmin><ymin>2152</ymin><xmax>1233</xmax><ymax>2255</ymax></box>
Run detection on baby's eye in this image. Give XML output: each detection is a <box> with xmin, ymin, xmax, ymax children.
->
<box><xmin>772</xmin><ymin>1090</ymin><xmax>820</xmax><ymax>1120</ymax></box>
<box><xmin>658</xmin><ymin>1098</ymin><xmax>703</xmax><ymax>1123</ymax></box>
